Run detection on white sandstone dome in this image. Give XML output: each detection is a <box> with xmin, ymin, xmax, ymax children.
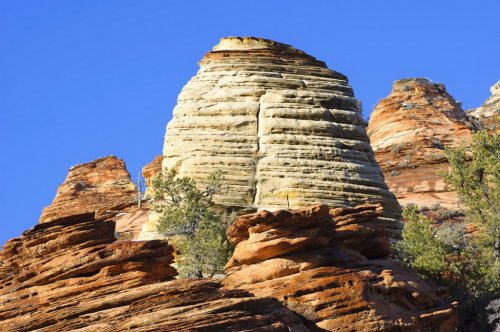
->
<box><xmin>155</xmin><ymin>37</ymin><xmax>401</xmax><ymax>237</ymax></box>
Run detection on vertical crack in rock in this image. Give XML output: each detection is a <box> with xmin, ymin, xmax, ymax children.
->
<box><xmin>140</xmin><ymin>36</ymin><xmax>402</xmax><ymax>240</ymax></box>
<box><xmin>252</xmin><ymin>98</ymin><xmax>262</xmax><ymax>207</ymax></box>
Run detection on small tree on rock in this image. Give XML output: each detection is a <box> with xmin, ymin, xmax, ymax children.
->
<box><xmin>151</xmin><ymin>169</ymin><xmax>234</xmax><ymax>278</ymax></box>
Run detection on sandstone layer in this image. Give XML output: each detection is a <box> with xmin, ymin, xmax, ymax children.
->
<box><xmin>142</xmin><ymin>36</ymin><xmax>401</xmax><ymax>239</ymax></box>
<box><xmin>468</xmin><ymin>80</ymin><xmax>500</xmax><ymax>133</ymax></box>
<box><xmin>0</xmin><ymin>212</ymin><xmax>309</xmax><ymax>331</ymax></box>
<box><xmin>367</xmin><ymin>78</ymin><xmax>475</xmax><ymax>210</ymax></box>
<box><xmin>39</xmin><ymin>156</ymin><xmax>150</xmax><ymax>240</ymax></box>
<box><xmin>39</xmin><ymin>156</ymin><xmax>137</xmax><ymax>223</ymax></box>
<box><xmin>223</xmin><ymin>205</ymin><xmax>457</xmax><ymax>331</ymax></box>
<box><xmin>142</xmin><ymin>155</ymin><xmax>163</xmax><ymax>198</ymax></box>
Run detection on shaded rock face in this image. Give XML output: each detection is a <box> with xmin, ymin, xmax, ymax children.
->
<box><xmin>160</xmin><ymin>36</ymin><xmax>400</xmax><ymax>226</ymax></box>
<box><xmin>468</xmin><ymin>80</ymin><xmax>500</xmax><ymax>133</ymax></box>
<box><xmin>0</xmin><ymin>213</ymin><xmax>309</xmax><ymax>331</ymax></box>
<box><xmin>40</xmin><ymin>156</ymin><xmax>137</xmax><ymax>223</ymax></box>
<box><xmin>367</xmin><ymin>78</ymin><xmax>475</xmax><ymax>210</ymax></box>
<box><xmin>223</xmin><ymin>205</ymin><xmax>457</xmax><ymax>331</ymax></box>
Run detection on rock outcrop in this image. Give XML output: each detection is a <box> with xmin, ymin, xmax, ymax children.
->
<box><xmin>468</xmin><ymin>80</ymin><xmax>500</xmax><ymax>133</ymax></box>
<box><xmin>223</xmin><ymin>205</ymin><xmax>457</xmax><ymax>331</ymax></box>
<box><xmin>0</xmin><ymin>212</ymin><xmax>309</xmax><ymax>331</ymax></box>
<box><xmin>367</xmin><ymin>78</ymin><xmax>475</xmax><ymax>210</ymax></box>
<box><xmin>39</xmin><ymin>156</ymin><xmax>137</xmax><ymax>223</ymax></box>
<box><xmin>142</xmin><ymin>155</ymin><xmax>163</xmax><ymax>198</ymax></box>
<box><xmin>39</xmin><ymin>156</ymin><xmax>150</xmax><ymax>240</ymax></box>
<box><xmin>141</xmin><ymin>36</ymin><xmax>401</xmax><ymax>239</ymax></box>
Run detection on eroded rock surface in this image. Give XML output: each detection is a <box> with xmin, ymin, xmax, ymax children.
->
<box><xmin>141</xmin><ymin>36</ymin><xmax>401</xmax><ymax>239</ymax></box>
<box><xmin>39</xmin><ymin>156</ymin><xmax>137</xmax><ymax>223</ymax></box>
<box><xmin>142</xmin><ymin>155</ymin><xmax>163</xmax><ymax>198</ymax></box>
<box><xmin>468</xmin><ymin>80</ymin><xmax>500</xmax><ymax>133</ymax></box>
<box><xmin>223</xmin><ymin>205</ymin><xmax>457</xmax><ymax>331</ymax></box>
<box><xmin>39</xmin><ymin>156</ymin><xmax>151</xmax><ymax>240</ymax></box>
<box><xmin>367</xmin><ymin>78</ymin><xmax>475</xmax><ymax>210</ymax></box>
<box><xmin>0</xmin><ymin>212</ymin><xmax>309</xmax><ymax>331</ymax></box>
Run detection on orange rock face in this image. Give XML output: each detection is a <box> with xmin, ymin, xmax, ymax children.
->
<box><xmin>224</xmin><ymin>205</ymin><xmax>457</xmax><ymax>331</ymax></box>
<box><xmin>39</xmin><ymin>156</ymin><xmax>137</xmax><ymax>223</ymax></box>
<box><xmin>142</xmin><ymin>155</ymin><xmax>163</xmax><ymax>198</ymax></box>
<box><xmin>367</xmin><ymin>78</ymin><xmax>475</xmax><ymax>210</ymax></box>
<box><xmin>38</xmin><ymin>156</ymin><xmax>153</xmax><ymax>240</ymax></box>
<box><xmin>0</xmin><ymin>212</ymin><xmax>309</xmax><ymax>331</ymax></box>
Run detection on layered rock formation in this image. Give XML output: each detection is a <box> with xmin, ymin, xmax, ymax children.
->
<box><xmin>367</xmin><ymin>78</ymin><xmax>475</xmax><ymax>210</ymax></box>
<box><xmin>142</xmin><ymin>36</ymin><xmax>401</xmax><ymax>239</ymax></box>
<box><xmin>223</xmin><ymin>205</ymin><xmax>457</xmax><ymax>331</ymax></box>
<box><xmin>0</xmin><ymin>212</ymin><xmax>309</xmax><ymax>331</ymax></box>
<box><xmin>142</xmin><ymin>155</ymin><xmax>163</xmax><ymax>198</ymax></box>
<box><xmin>39</xmin><ymin>156</ymin><xmax>149</xmax><ymax>240</ymax></box>
<box><xmin>468</xmin><ymin>80</ymin><xmax>500</xmax><ymax>133</ymax></box>
<box><xmin>40</xmin><ymin>156</ymin><xmax>137</xmax><ymax>223</ymax></box>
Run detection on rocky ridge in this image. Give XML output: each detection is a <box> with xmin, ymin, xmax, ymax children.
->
<box><xmin>468</xmin><ymin>80</ymin><xmax>500</xmax><ymax>133</ymax></box>
<box><xmin>39</xmin><ymin>156</ymin><xmax>137</xmax><ymax>223</ymax></box>
<box><xmin>141</xmin><ymin>36</ymin><xmax>401</xmax><ymax>239</ymax></box>
<box><xmin>223</xmin><ymin>204</ymin><xmax>457</xmax><ymax>331</ymax></box>
<box><xmin>367</xmin><ymin>78</ymin><xmax>475</xmax><ymax>210</ymax></box>
<box><xmin>0</xmin><ymin>212</ymin><xmax>309</xmax><ymax>331</ymax></box>
<box><xmin>38</xmin><ymin>156</ymin><xmax>149</xmax><ymax>240</ymax></box>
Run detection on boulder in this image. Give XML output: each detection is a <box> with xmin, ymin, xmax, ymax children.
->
<box><xmin>223</xmin><ymin>205</ymin><xmax>457</xmax><ymax>331</ymax></box>
<box><xmin>0</xmin><ymin>212</ymin><xmax>309</xmax><ymax>331</ymax></box>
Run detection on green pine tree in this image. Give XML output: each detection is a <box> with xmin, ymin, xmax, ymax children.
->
<box><xmin>151</xmin><ymin>169</ymin><xmax>234</xmax><ymax>278</ymax></box>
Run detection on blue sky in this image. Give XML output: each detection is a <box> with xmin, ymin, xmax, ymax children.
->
<box><xmin>1</xmin><ymin>0</ymin><xmax>499</xmax><ymax>246</ymax></box>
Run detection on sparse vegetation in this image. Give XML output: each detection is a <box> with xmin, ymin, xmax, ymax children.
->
<box><xmin>402</xmin><ymin>102</ymin><xmax>416</xmax><ymax>110</ymax></box>
<box><xmin>431</xmin><ymin>138</ymin><xmax>444</xmax><ymax>150</ymax></box>
<box><xmin>430</xmin><ymin>203</ymin><xmax>441</xmax><ymax>211</ymax></box>
<box><xmin>390</xmin><ymin>143</ymin><xmax>404</xmax><ymax>156</ymax></box>
<box><xmin>436</xmin><ymin>209</ymin><xmax>462</xmax><ymax>220</ymax></box>
<box><xmin>390</xmin><ymin>169</ymin><xmax>400</xmax><ymax>177</ymax></box>
<box><xmin>152</xmin><ymin>169</ymin><xmax>234</xmax><ymax>278</ymax></box>
<box><xmin>395</xmin><ymin>132</ymin><xmax>500</xmax><ymax>331</ymax></box>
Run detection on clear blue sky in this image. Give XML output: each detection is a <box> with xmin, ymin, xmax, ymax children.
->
<box><xmin>1</xmin><ymin>0</ymin><xmax>498</xmax><ymax>246</ymax></box>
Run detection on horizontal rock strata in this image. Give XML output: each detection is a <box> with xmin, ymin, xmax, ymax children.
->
<box><xmin>367</xmin><ymin>78</ymin><xmax>475</xmax><ymax>210</ymax></box>
<box><xmin>0</xmin><ymin>212</ymin><xmax>309</xmax><ymax>331</ymax></box>
<box><xmin>39</xmin><ymin>156</ymin><xmax>137</xmax><ymax>223</ymax></box>
<box><xmin>39</xmin><ymin>156</ymin><xmax>150</xmax><ymax>240</ymax></box>
<box><xmin>143</xmin><ymin>36</ymin><xmax>401</xmax><ymax>239</ymax></box>
<box><xmin>468</xmin><ymin>80</ymin><xmax>500</xmax><ymax>133</ymax></box>
<box><xmin>223</xmin><ymin>205</ymin><xmax>457</xmax><ymax>331</ymax></box>
<box><xmin>142</xmin><ymin>155</ymin><xmax>163</xmax><ymax>198</ymax></box>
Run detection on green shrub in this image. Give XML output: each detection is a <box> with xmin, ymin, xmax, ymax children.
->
<box><xmin>395</xmin><ymin>132</ymin><xmax>500</xmax><ymax>331</ymax></box>
<box><xmin>152</xmin><ymin>169</ymin><xmax>234</xmax><ymax>278</ymax></box>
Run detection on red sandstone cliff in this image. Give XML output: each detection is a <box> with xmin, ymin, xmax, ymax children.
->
<box><xmin>367</xmin><ymin>78</ymin><xmax>476</xmax><ymax>211</ymax></box>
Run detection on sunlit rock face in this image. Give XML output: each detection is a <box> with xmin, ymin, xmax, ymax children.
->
<box><xmin>0</xmin><ymin>213</ymin><xmax>309</xmax><ymax>331</ymax></box>
<box><xmin>468</xmin><ymin>80</ymin><xmax>500</xmax><ymax>133</ymax></box>
<box><xmin>223</xmin><ymin>205</ymin><xmax>458</xmax><ymax>331</ymax></box>
<box><xmin>367</xmin><ymin>78</ymin><xmax>476</xmax><ymax>210</ymax></box>
<box><xmin>39</xmin><ymin>156</ymin><xmax>137</xmax><ymax>224</ymax></box>
<box><xmin>149</xmin><ymin>36</ymin><xmax>401</xmax><ymax>239</ymax></box>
